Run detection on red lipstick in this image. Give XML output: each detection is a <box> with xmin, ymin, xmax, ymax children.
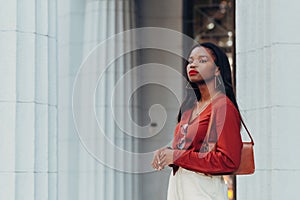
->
<box><xmin>189</xmin><ymin>70</ymin><xmax>198</xmax><ymax>76</ymax></box>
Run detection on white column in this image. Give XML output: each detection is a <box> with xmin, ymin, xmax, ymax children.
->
<box><xmin>57</xmin><ymin>0</ymin><xmax>138</xmax><ymax>199</ymax></box>
<box><xmin>236</xmin><ymin>0</ymin><xmax>300</xmax><ymax>199</ymax></box>
<box><xmin>0</xmin><ymin>0</ymin><xmax>57</xmax><ymax>199</ymax></box>
<box><xmin>0</xmin><ymin>0</ymin><xmax>17</xmax><ymax>199</ymax></box>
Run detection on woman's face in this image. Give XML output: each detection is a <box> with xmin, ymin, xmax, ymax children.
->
<box><xmin>186</xmin><ymin>46</ymin><xmax>219</xmax><ymax>83</ymax></box>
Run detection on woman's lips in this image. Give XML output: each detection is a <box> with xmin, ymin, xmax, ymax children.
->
<box><xmin>189</xmin><ymin>70</ymin><xmax>199</xmax><ymax>76</ymax></box>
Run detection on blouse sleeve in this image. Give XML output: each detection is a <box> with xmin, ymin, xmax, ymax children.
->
<box><xmin>172</xmin><ymin>102</ymin><xmax>242</xmax><ymax>175</ymax></box>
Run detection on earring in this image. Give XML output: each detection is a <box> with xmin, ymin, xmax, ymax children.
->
<box><xmin>185</xmin><ymin>83</ymin><xmax>194</xmax><ymax>90</ymax></box>
<box><xmin>214</xmin><ymin>76</ymin><xmax>222</xmax><ymax>89</ymax></box>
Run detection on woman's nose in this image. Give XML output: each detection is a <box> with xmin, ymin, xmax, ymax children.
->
<box><xmin>189</xmin><ymin>62</ymin><xmax>196</xmax><ymax>68</ymax></box>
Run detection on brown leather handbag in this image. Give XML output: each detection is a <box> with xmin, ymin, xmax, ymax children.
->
<box><xmin>232</xmin><ymin>119</ymin><xmax>255</xmax><ymax>175</ymax></box>
<box><xmin>204</xmin><ymin>109</ymin><xmax>255</xmax><ymax>175</ymax></box>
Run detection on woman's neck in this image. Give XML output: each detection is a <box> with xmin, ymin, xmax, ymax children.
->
<box><xmin>198</xmin><ymin>82</ymin><xmax>219</xmax><ymax>102</ymax></box>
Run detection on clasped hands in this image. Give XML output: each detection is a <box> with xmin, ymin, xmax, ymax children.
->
<box><xmin>151</xmin><ymin>147</ymin><xmax>174</xmax><ymax>171</ymax></box>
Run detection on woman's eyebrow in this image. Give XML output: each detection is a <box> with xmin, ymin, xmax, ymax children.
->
<box><xmin>197</xmin><ymin>55</ymin><xmax>209</xmax><ymax>58</ymax></box>
<box><xmin>188</xmin><ymin>55</ymin><xmax>209</xmax><ymax>59</ymax></box>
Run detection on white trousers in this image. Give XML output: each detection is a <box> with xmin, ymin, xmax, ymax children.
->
<box><xmin>167</xmin><ymin>168</ymin><xmax>228</xmax><ymax>200</ymax></box>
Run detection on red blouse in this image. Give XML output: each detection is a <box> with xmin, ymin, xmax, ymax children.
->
<box><xmin>171</xmin><ymin>94</ymin><xmax>242</xmax><ymax>175</ymax></box>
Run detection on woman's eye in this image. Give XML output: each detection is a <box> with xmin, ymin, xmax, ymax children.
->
<box><xmin>198</xmin><ymin>59</ymin><xmax>208</xmax><ymax>63</ymax></box>
<box><xmin>188</xmin><ymin>58</ymin><xmax>208</xmax><ymax>64</ymax></box>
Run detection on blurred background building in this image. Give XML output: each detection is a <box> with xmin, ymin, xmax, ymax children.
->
<box><xmin>1</xmin><ymin>0</ymin><xmax>300</xmax><ymax>200</ymax></box>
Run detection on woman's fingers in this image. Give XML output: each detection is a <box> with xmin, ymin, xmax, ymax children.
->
<box><xmin>151</xmin><ymin>148</ymin><xmax>171</xmax><ymax>171</ymax></box>
<box><xmin>152</xmin><ymin>150</ymin><xmax>165</xmax><ymax>170</ymax></box>
<box><xmin>160</xmin><ymin>148</ymin><xmax>174</xmax><ymax>166</ymax></box>
<box><xmin>158</xmin><ymin>155</ymin><xmax>166</xmax><ymax>168</ymax></box>
<box><xmin>151</xmin><ymin>152</ymin><xmax>158</xmax><ymax>169</ymax></box>
<box><xmin>152</xmin><ymin>150</ymin><xmax>162</xmax><ymax>170</ymax></box>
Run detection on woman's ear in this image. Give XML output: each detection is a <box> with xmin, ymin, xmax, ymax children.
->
<box><xmin>215</xmin><ymin>66</ymin><xmax>220</xmax><ymax>76</ymax></box>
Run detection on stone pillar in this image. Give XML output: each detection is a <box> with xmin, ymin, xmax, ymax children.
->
<box><xmin>0</xmin><ymin>0</ymin><xmax>57</xmax><ymax>199</ymax></box>
<box><xmin>57</xmin><ymin>0</ymin><xmax>138</xmax><ymax>199</ymax></box>
<box><xmin>236</xmin><ymin>0</ymin><xmax>300</xmax><ymax>199</ymax></box>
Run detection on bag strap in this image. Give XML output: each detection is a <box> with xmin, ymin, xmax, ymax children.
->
<box><xmin>240</xmin><ymin>118</ymin><xmax>254</xmax><ymax>145</ymax></box>
<box><xmin>205</xmin><ymin>106</ymin><xmax>254</xmax><ymax>145</ymax></box>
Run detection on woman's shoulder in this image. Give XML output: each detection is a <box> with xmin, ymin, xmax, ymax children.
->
<box><xmin>212</xmin><ymin>94</ymin><xmax>239</xmax><ymax>115</ymax></box>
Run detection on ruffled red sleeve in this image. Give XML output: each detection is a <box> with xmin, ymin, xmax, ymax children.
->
<box><xmin>172</xmin><ymin>100</ymin><xmax>242</xmax><ymax>175</ymax></box>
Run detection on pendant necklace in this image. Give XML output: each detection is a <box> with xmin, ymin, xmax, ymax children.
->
<box><xmin>195</xmin><ymin>92</ymin><xmax>221</xmax><ymax>116</ymax></box>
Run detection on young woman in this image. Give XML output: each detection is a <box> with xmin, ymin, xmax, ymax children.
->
<box><xmin>151</xmin><ymin>42</ymin><xmax>242</xmax><ymax>200</ymax></box>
